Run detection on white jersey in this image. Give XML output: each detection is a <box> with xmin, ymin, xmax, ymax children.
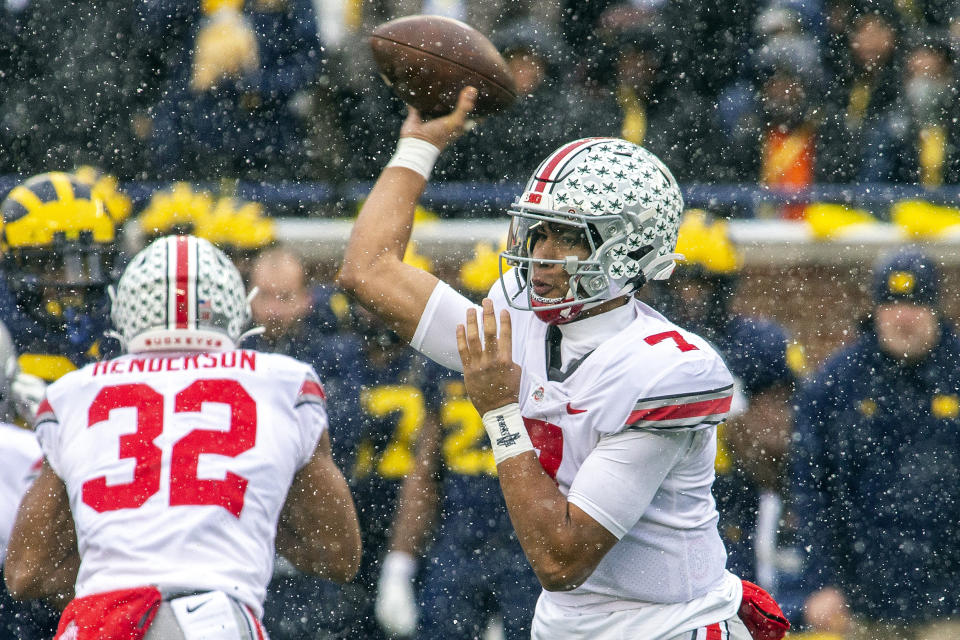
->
<box><xmin>0</xmin><ymin>423</ymin><xmax>43</xmax><ymax>561</ymax></box>
<box><xmin>35</xmin><ymin>350</ymin><xmax>328</xmax><ymax>616</ymax></box>
<box><xmin>412</xmin><ymin>276</ymin><xmax>742</xmax><ymax>637</ymax></box>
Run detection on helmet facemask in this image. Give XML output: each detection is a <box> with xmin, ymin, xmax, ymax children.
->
<box><xmin>499</xmin><ymin>138</ymin><xmax>684</xmax><ymax>324</ymax></box>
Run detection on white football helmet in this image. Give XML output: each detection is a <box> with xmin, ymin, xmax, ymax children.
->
<box><xmin>110</xmin><ymin>235</ymin><xmax>261</xmax><ymax>353</ymax></box>
<box><xmin>500</xmin><ymin>137</ymin><xmax>684</xmax><ymax>324</ymax></box>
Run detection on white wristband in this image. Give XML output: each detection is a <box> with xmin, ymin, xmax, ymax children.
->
<box><xmin>385</xmin><ymin>137</ymin><xmax>441</xmax><ymax>179</ymax></box>
<box><xmin>481</xmin><ymin>403</ymin><xmax>534</xmax><ymax>465</ymax></box>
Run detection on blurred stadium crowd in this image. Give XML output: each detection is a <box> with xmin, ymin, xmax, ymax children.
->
<box><xmin>2</xmin><ymin>0</ymin><xmax>960</xmax><ymax>218</ymax></box>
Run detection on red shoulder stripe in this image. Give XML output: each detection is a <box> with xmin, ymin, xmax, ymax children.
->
<box><xmin>627</xmin><ymin>395</ymin><xmax>731</xmax><ymax>424</ymax></box>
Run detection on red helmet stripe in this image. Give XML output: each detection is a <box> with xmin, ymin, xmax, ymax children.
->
<box><xmin>175</xmin><ymin>235</ymin><xmax>191</xmax><ymax>329</ymax></box>
<box><xmin>532</xmin><ymin>138</ymin><xmax>604</xmax><ymax>193</ymax></box>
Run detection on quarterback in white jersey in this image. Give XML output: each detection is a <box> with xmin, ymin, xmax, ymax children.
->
<box><xmin>5</xmin><ymin>235</ymin><xmax>361</xmax><ymax>640</ymax></box>
<box><xmin>339</xmin><ymin>89</ymin><xmax>789</xmax><ymax>639</ymax></box>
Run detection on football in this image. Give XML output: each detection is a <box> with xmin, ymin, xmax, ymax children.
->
<box><xmin>369</xmin><ymin>15</ymin><xmax>517</xmax><ymax>118</ymax></box>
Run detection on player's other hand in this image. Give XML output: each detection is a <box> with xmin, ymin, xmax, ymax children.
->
<box><xmin>400</xmin><ymin>86</ymin><xmax>477</xmax><ymax>151</ymax></box>
<box><xmin>12</xmin><ymin>372</ymin><xmax>47</xmax><ymax>426</ymax></box>
<box><xmin>375</xmin><ymin>551</ymin><xmax>418</xmax><ymax>637</ymax></box>
<box><xmin>457</xmin><ymin>298</ymin><xmax>521</xmax><ymax>415</ymax></box>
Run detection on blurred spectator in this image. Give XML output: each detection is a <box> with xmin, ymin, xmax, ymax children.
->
<box><xmin>861</xmin><ymin>32</ymin><xmax>960</xmax><ymax>185</ymax></box>
<box><xmin>818</xmin><ymin>9</ymin><xmax>902</xmax><ymax>183</ymax></box>
<box><xmin>580</xmin><ymin>25</ymin><xmax>718</xmax><ymax>182</ymax></box>
<box><xmin>435</xmin><ymin>18</ymin><xmax>601</xmax><ymax>191</ymax></box>
<box><xmin>791</xmin><ymin>248</ymin><xmax>960</xmax><ymax>637</ymax></box>
<box><xmin>246</xmin><ymin>246</ymin><xmax>360</xmax><ymax>428</ymax></box>
<box><xmin>720</xmin><ymin>33</ymin><xmax>826</xmax><ymax>216</ymax></box>
<box><xmin>656</xmin><ymin>211</ymin><xmax>806</xmax><ymax>618</ymax></box>
<box><xmin>375</xmin><ymin>242</ymin><xmax>539</xmax><ymax>640</ymax></box>
<box><xmin>661</xmin><ymin>0</ymin><xmax>760</xmax><ymax>98</ymax></box>
<box><xmin>339</xmin><ymin>79</ymin><xmax>407</xmax><ymax>182</ymax></box>
<box><xmin>142</xmin><ymin>0</ymin><xmax>322</xmax><ymax>181</ymax></box>
<box><xmin>246</xmin><ymin>246</ymin><xmax>366</xmax><ymax>639</ymax></box>
<box><xmin>890</xmin><ymin>0</ymin><xmax>956</xmax><ymax>27</ymax></box>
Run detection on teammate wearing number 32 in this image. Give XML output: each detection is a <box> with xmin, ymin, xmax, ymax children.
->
<box><xmin>339</xmin><ymin>88</ymin><xmax>790</xmax><ymax>639</ymax></box>
<box><xmin>4</xmin><ymin>235</ymin><xmax>361</xmax><ymax>640</ymax></box>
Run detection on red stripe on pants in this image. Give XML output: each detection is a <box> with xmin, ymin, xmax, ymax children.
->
<box><xmin>706</xmin><ymin>622</ymin><xmax>723</xmax><ymax>640</ymax></box>
<box><xmin>245</xmin><ymin>605</ymin><xmax>265</xmax><ymax>640</ymax></box>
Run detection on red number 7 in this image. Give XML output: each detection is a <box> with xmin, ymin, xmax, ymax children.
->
<box><xmin>644</xmin><ymin>331</ymin><xmax>699</xmax><ymax>352</ymax></box>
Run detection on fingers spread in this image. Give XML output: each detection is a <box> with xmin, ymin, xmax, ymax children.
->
<box><xmin>499</xmin><ymin>309</ymin><xmax>513</xmax><ymax>360</ymax></box>
<box><xmin>456</xmin><ymin>324</ymin><xmax>471</xmax><ymax>367</ymax></box>
<box><xmin>464</xmin><ymin>306</ymin><xmax>483</xmax><ymax>355</ymax></box>
<box><xmin>482</xmin><ymin>299</ymin><xmax>497</xmax><ymax>354</ymax></box>
<box><xmin>456</xmin><ymin>86</ymin><xmax>478</xmax><ymax>115</ymax></box>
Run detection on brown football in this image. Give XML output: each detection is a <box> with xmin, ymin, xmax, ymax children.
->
<box><xmin>369</xmin><ymin>15</ymin><xmax>517</xmax><ymax>118</ymax></box>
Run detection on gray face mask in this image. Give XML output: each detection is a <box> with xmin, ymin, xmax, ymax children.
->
<box><xmin>905</xmin><ymin>77</ymin><xmax>948</xmax><ymax>124</ymax></box>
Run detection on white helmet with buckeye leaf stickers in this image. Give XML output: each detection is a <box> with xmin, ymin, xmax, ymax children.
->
<box><xmin>500</xmin><ymin>137</ymin><xmax>684</xmax><ymax>325</ymax></box>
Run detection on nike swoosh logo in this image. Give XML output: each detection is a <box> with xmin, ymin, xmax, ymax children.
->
<box><xmin>566</xmin><ymin>402</ymin><xmax>587</xmax><ymax>415</ymax></box>
<box><xmin>186</xmin><ymin>599</ymin><xmax>212</xmax><ymax>613</ymax></box>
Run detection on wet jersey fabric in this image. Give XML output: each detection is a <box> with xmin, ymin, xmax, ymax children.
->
<box><xmin>412</xmin><ymin>275</ymin><xmax>742</xmax><ymax>637</ymax></box>
<box><xmin>0</xmin><ymin>423</ymin><xmax>42</xmax><ymax>560</ymax></box>
<box><xmin>792</xmin><ymin>325</ymin><xmax>960</xmax><ymax>622</ymax></box>
<box><xmin>0</xmin><ymin>423</ymin><xmax>57</xmax><ymax>640</ymax></box>
<box><xmin>35</xmin><ymin>349</ymin><xmax>327</xmax><ymax>617</ymax></box>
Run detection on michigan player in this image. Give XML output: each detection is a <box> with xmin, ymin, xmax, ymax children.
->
<box><xmin>325</xmin><ymin>302</ymin><xmax>446</xmax><ymax>639</ymax></box>
<box><xmin>662</xmin><ymin>211</ymin><xmax>805</xmax><ymax>606</ymax></box>
<box><xmin>376</xmin><ymin>242</ymin><xmax>540</xmax><ymax>639</ymax></box>
<box><xmin>0</xmin><ymin>172</ymin><xmax>121</xmax><ymax>419</ymax></box>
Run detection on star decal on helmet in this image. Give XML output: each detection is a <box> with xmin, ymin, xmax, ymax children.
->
<box><xmin>505</xmin><ymin>137</ymin><xmax>683</xmax><ymax>323</ymax></box>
